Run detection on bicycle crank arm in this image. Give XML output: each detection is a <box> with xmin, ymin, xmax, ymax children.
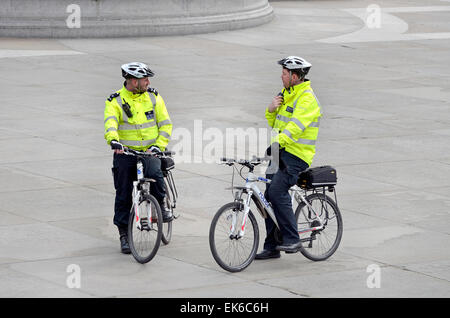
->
<box><xmin>298</xmin><ymin>224</ymin><xmax>323</xmax><ymax>235</ymax></box>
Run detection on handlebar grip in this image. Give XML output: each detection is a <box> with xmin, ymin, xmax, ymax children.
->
<box><xmin>221</xmin><ymin>157</ymin><xmax>234</xmax><ymax>162</ymax></box>
<box><xmin>124</xmin><ymin>147</ymin><xmax>136</xmax><ymax>154</ymax></box>
<box><xmin>110</xmin><ymin>140</ymin><xmax>124</xmax><ymax>150</ymax></box>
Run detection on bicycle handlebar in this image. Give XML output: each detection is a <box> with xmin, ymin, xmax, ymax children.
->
<box><xmin>121</xmin><ymin>146</ymin><xmax>175</xmax><ymax>158</ymax></box>
<box><xmin>219</xmin><ymin>156</ymin><xmax>269</xmax><ymax>167</ymax></box>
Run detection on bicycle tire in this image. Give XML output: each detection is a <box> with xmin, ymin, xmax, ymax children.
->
<box><xmin>209</xmin><ymin>202</ymin><xmax>259</xmax><ymax>273</ymax></box>
<box><xmin>161</xmin><ymin>189</ymin><xmax>173</xmax><ymax>245</ymax></box>
<box><xmin>295</xmin><ymin>193</ymin><xmax>343</xmax><ymax>261</ymax></box>
<box><xmin>128</xmin><ymin>194</ymin><xmax>163</xmax><ymax>264</ymax></box>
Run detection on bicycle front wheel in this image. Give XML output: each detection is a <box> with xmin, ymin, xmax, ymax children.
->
<box><xmin>128</xmin><ymin>194</ymin><xmax>163</xmax><ymax>264</ymax></box>
<box><xmin>209</xmin><ymin>202</ymin><xmax>259</xmax><ymax>273</ymax></box>
<box><xmin>295</xmin><ymin>193</ymin><xmax>343</xmax><ymax>261</ymax></box>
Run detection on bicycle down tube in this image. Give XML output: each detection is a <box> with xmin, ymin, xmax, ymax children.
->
<box><xmin>233</xmin><ymin>171</ymin><xmax>280</xmax><ymax>236</ymax></box>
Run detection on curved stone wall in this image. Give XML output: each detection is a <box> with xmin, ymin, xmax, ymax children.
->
<box><xmin>0</xmin><ymin>0</ymin><xmax>274</xmax><ymax>38</ymax></box>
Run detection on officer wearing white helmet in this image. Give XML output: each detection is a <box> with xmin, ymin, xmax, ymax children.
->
<box><xmin>256</xmin><ymin>56</ymin><xmax>322</xmax><ymax>259</ymax></box>
<box><xmin>104</xmin><ymin>62</ymin><xmax>173</xmax><ymax>254</ymax></box>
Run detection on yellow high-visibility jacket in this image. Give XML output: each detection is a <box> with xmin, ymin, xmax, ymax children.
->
<box><xmin>265</xmin><ymin>80</ymin><xmax>321</xmax><ymax>166</ymax></box>
<box><xmin>104</xmin><ymin>85</ymin><xmax>172</xmax><ymax>151</ymax></box>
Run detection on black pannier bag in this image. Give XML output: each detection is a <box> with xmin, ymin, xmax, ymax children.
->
<box><xmin>161</xmin><ymin>156</ymin><xmax>175</xmax><ymax>171</ymax></box>
<box><xmin>297</xmin><ymin>165</ymin><xmax>337</xmax><ymax>189</ymax></box>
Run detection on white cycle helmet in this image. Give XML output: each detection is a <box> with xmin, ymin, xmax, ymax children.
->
<box><xmin>121</xmin><ymin>62</ymin><xmax>154</xmax><ymax>79</ymax></box>
<box><xmin>278</xmin><ymin>56</ymin><xmax>311</xmax><ymax>77</ymax></box>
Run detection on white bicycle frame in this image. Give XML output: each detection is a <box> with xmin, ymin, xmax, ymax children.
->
<box><xmin>131</xmin><ymin>160</ymin><xmax>146</xmax><ymax>230</ymax></box>
<box><xmin>130</xmin><ymin>159</ymin><xmax>157</xmax><ymax>231</ymax></box>
<box><xmin>231</xmin><ymin>170</ymin><xmax>325</xmax><ymax>239</ymax></box>
<box><xmin>117</xmin><ymin>144</ymin><xmax>171</xmax><ymax>232</ymax></box>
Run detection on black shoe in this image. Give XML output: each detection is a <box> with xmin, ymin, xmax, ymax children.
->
<box><xmin>119</xmin><ymin>235</ymin><xmax>131</xmax><ymax>254</ymax></box>
<box><xmin>162</xmin><ymin>211</ymin><xmax>173</xmax><ymax>223</ymax></box>
<box><xmin>159</xmin><ymin>201</ymin><xmax>173</xmax><ymax>223</ymax></box>
<box><xmin>275</xmin><ymin>241</ymin><xmax>302</xmax><ymax>253</ymax></box>
<box><xmin>255</xmin><ymin>250</ymin><xmax>281</xmax><ymax>260</ymax></box>
<box><xmin>118</xmin><ymin>227</ymin><xmax>131</xmax><ymax>254</ymax></box>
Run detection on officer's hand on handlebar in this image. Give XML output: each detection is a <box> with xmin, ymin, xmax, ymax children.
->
<box><xmin>110</xmin><ymin>140</ymin><xmax>124</xmax><ymax>154</ymax></box>
<box><xmin>147</xmin><ymin>145</ymin><xmax>161</xmax><ymax>154</ymax></box>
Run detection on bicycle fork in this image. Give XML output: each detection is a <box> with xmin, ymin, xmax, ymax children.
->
<box><xmin>132</xmin><ymin>183</ymin><xmax>143</xmax><ymax>230</ymax></box>
<box><xmin>132</xmin><ymin>181</ymin><xmax>153</xmax><ymax>231</ymax></box>
<box><xmin>229</xmin><ymin>191</ymin><xmax>253</xmax><ymax>239</ymax></box>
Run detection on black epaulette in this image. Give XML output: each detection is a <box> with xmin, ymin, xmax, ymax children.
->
<box><xmin>147</xmin><ymin>87</ymin><xmax>159</xmax><ymax>96</ymax></box>
<box><xmin>107</xmin><ymin>92</ymin><xmax>120</xmax><ymax>102</ymax></box>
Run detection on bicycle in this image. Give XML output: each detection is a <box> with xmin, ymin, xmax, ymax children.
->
<box><xmin>209</xmin><ymin>157</ymin><xmax>343</xmax><ymax>272</ymax></box>
<box><xmin>121</xmin><ymin>147</ymin><xmax>178</xmax><ymax>263</ymax></box>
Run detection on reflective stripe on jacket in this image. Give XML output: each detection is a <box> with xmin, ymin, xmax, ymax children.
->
<box><xmin>104</xmin><ymin>85</ymin><xmax>172</xmax><ymax>151</ymax></box>
<box><xmin>265</xmin><ymin>80</ymin><xmax>321</xmax><ymax>166</ymax></box>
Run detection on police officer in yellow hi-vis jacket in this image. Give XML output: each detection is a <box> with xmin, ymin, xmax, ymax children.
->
<box><xmin>256</xmin><ymin>56</ymin><xmax>322</xmax><ymax>259</ymax></box>
<box><xmin>104</xmin><ymin>62</ymin><xmax>173</xmax><ymax>254</ymax></box>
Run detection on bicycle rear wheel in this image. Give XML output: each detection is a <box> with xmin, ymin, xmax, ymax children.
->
<box><xmin>128</xmin><ymin>194</ymin><xmax>163</xmax><ymax>264</ymax></box>
<box><xmin>295</xmin><ymin>193</ymin><xmax>343</xmax><ymax>261</ymax></box>
<box><xmin>161</xmin><ymin>191</ymin><xmax>173</xmax><ymax>245</ymax></box>
<box><xmin>161</xmin><ymin>173</ymin><xmax>176</xmax><ymax>245</ymax></box>
<box><xmin>209</xmin><ymin>202</ymin><xmax>259</xmax><ymax>272</ymax></box>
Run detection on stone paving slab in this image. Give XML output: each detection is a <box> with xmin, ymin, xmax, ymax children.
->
<box><xmin>0</xmin><ymin>265</ymin><xmax>91</xmax><ymax>298</ymax></box>
<box><xmin>259</xmin><ymin>265</ymin><xmax>450</xmax><ymax>298</ymax></box>
<box><xmin>9</xmin><ymin>254</ymin><xmax>243</xmax><ymax>298</ymax></box>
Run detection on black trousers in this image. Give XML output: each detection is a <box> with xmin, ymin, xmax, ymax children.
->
<box><xmin>264</xmin><ymin>150</ymin><xmax>309</xmax><ymax>250</ymax></box>
<box><xmin>112</xmin><ymin>153</ymin><xmax>166</xmax><ymax>229</ymax></box>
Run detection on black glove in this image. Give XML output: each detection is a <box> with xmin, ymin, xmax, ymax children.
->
<box><xmin>265</xmin><ymin>142</ymin><xmax>280</xmax><ymax>157</ymax></box>
<box><xmin>110</xmin><ymin>140</ymin><xmax>124</xmax><ymax>150</ymax></box>
<box><xmin>148</xmin><ymin>145</ymin><xmax>161</xmax><ymax>153</ymax></box>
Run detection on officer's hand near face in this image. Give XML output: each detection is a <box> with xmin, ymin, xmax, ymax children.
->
<box><xmin>268</xmin><ymin>93</ymin><xmax>283</xmax><ymax>113</ymax></box>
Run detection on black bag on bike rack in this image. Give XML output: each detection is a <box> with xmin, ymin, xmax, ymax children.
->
<box><xmin>297</xmin><ymin>165</ymin><xmax>337</xmax><ymax>189</ymax></box>
<box><xmin>161</xmin><ymin>157</ymin><xmax>175</xmax><ymax>171</ymax></box>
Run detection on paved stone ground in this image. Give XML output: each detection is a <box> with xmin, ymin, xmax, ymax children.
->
<box><xmin>0</xmin><ymin>0</ymin><xmax>449</xmax><ymax>299</ymax></box>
